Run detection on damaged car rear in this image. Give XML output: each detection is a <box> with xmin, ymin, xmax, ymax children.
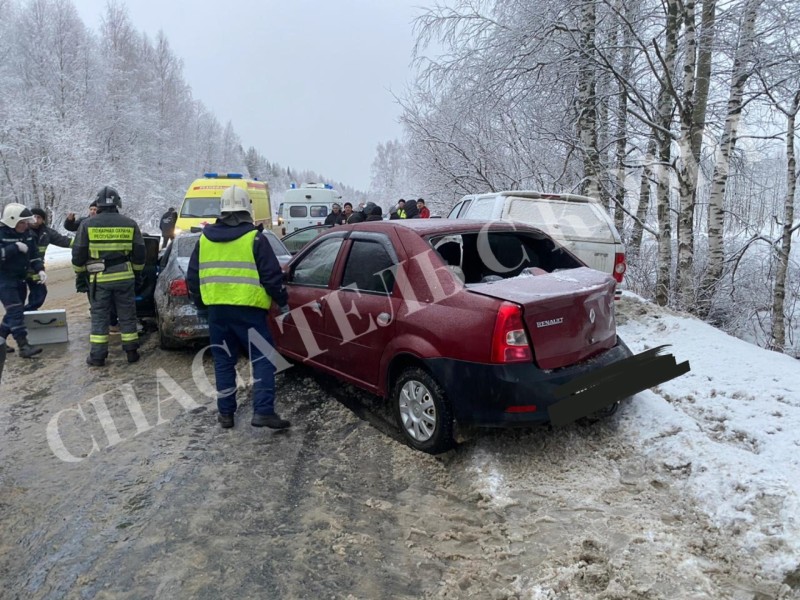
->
<box><xmin>269</xmin><ymin>219</ymin><xmax>689</xmax><ymax>453</ymax></box>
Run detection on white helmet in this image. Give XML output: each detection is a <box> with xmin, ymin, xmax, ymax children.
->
<box><xmin>219</xmin><ymin>186</ymin><xmax>252</xmax><ymax>215</ymax></box>
<box><xmin>1</xmin><ymin>203</ymin><xmax>36</xmax><ymax>228</ymax></box>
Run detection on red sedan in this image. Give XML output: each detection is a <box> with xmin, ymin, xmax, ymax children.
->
<box><xmin>269</xmin><ymin>220</ymin><xmax>686</xmax><ymax>453</ymax></box>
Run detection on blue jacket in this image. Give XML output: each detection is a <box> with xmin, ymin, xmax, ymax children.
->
<box><xmin>0</xmin><ymin>225</ymin><xmax>43</xmax><ymax>282</ymax></box>
<box><xmin>186</xmin><ymin>222</ymin><xmax>288</xmax><ymax>309</ymax></box>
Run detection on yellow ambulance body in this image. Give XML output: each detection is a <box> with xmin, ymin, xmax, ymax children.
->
<box><xmin>174</xmin><ymin>173</ymin><xmax>272</xmax><ymax>234</ymax></box>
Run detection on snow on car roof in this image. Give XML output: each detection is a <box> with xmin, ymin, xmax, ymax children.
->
<box><xmin>345</xmin><ymin>218</ymin><xmax>545</xmax><ymax>235</ymax></box>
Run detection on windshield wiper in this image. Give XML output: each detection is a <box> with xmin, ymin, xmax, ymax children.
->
<box><xmin>181</xmin><ymin>213</ymin><xmax>200</xmax><ymax>218</ymax></box>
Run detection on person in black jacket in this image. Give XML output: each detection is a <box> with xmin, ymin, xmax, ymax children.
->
<box><xmin>365</xmin><ymin>205</ymin><xmax>383</xmax><ymax>221</ymax></box>
<box><xmin>324</xmin><ymin>203</ymin><xmax>346</xmax><ymax>225</ymax></box>
<box><xmin>65</xmin><ymin>200</ymin><xmax>97</xmax><ymax>232</ymax></box>
<box><xmin>403</xmin><ymin>199</ymin><xmax>420</xmax><ymax>219</ymax></box>
<box><xmin>0</xmin><ymin>204</ymin><xmax>44</xmax><ymax>379</ymax></box>
<box><xmin>72</xmin><ymin>187</ymin><xmax>146</xmax><ymax>367</ymax></box>
<box><xmin>159</xmin><ymin>207</ymin><xmax>177</xmax><ymax>248</ymax></box>
<box><xmin>23</xmin><ymin>208</ymin><xmax>73</xmax><ymax>311</ymax></box>
<box><xmin>186</xmin><ymin>186</ymin><xmax>291</xmax><ymax>430</ymax></box>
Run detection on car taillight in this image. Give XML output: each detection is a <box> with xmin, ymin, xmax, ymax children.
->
<box><xmin>169</xmin><ymin>278</ymin><xmax>188</xmax><ymax>297</ymax></box>
<box><xmin>490</xmin><ymin>302</ymin><xmax>532</xmax><ymax>364</ymax></box>
<box><xmin>613</xmin><ymin>252</ymin><xmax>626</xmax><ymax>283</ymax></box>
<box><xmin>281</xmin><ymin>227</ymin><xmax>286</xmax><ymax>236</ymax></box>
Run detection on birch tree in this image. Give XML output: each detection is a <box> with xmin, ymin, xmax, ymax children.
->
<box><xmin>698</xmin><ymin>0</ymin><xmax>763</xmax><ymax>315</ymax></box>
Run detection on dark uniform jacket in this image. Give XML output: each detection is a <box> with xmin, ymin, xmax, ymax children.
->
<box><xmin>159</xmin><ymin>210</ymin><xmax>176</xmax><ymax>235</ymax></box>
<box><xmin>71</xmin><ymin>209</ymin><xmax>146</xmax><ymax>282</ymax></box>
<box><xmin>64</xmin><ymin>215</ymin><xmax>90</xmax><ymax>232</ymax></box>
<box><xmin>0</xmin><ymin>225</ymin><xmax>43</xmax><ymax>282</ymax></box>
<box><xmin>27</xmin><ymin>225</ymin><xmax>72</xmax><ymax>281</ymax></box>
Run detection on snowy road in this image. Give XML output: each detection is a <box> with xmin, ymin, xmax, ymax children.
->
<box><xmin>0</xmin><ymin>266</ymin><xmax>798</xmax><ymax>599</ymax></box>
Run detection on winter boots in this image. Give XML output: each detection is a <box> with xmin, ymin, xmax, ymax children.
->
<box><xmin>86</xmin><ymin>356</ymin><xmax>106</xmax><ymax>367</ymax></box>
<box><xmin>16</xmin><ymin>338</ymin><xmax>41</xmax><ymax>358</ymax></box>
<box><xmin>251</xmin><ymin>413</ymin><xmax>291</xmax><ymax>429</ymax></box>
<box><xmin>217</xmin><ymin>413</ymin><xmax>234</xmax><ymax>429</ymax></box>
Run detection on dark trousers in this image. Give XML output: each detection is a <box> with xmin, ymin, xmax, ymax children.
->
<box><xmin>23</xmin><ymin>280</ymin><xmax>47</xmax><ymax>312</ymax></box>
<box><xmin>208</xmin><ymin>305</ymin><xmax>277</xmax><ymax>416</ymax></box>
<box><xmin>88</xmin><ymin>279</ymin><xmax>138</xmax><ymax>359</ymax></box>
<box><xmin>0</xmin><ymin>279</ymin><xmax>28</xmax><ymax>342</ymax></box>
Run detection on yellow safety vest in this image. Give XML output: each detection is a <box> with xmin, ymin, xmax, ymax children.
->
<box><xmin>398</xmin><ymin>208</ymin><xmax>407</xmax><ymax>218</ymax></box>
<box><xmin>198</xmin><ymin>230</ymin><xmax>271</xmax><ymax>309</ymax></box>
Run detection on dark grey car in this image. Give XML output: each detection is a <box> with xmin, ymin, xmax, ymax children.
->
<box><xmin>154</xmin><ymin>230</ymin><xmax>292</xmax><ymax>349</ymax></box>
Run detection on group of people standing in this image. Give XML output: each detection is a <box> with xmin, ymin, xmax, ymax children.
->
<box><xmin>323</xmin><ymin>197</ymin><xmax>431</xmax><ymax>226</ymax></box>
<box><xmin>390</xmin><ymin>198</ymin><xmax>430</xmax><ymax>219</ymax></box>
<box><xmin>2</xmin><ymin>185</ymin><xmax>293</xmax><ymax>434</ymax></box>
<box><xmin>0</xmin><ymin>186</ymin><xmax>145</xmax><ymax>382</ymax></box>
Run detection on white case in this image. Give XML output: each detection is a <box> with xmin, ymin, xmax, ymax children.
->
<box><xmin>23</xmin><ymin>309</ymin><xmax>69</xmax><ymax>345</ymax></box>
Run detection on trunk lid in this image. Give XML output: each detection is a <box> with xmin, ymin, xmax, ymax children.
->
<box><xmin>468</xmin><ymin>267</ymin><xmax>617</xmax><ymax>370</ymax></box>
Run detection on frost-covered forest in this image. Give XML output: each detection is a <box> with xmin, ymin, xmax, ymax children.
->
<box><xmin>0</xmin><ymin>0</ymin><xmax>363</xmax><ymax>233</ymax></box>
<box><xmin>369</xmin><ymin>0</ymin><xmax>800</xmax><ymax>356</ymax></box>
<box><xmin>2</xmin><ymin>0</ymin><xmax>799</xmax><ymax>356</ymax></box>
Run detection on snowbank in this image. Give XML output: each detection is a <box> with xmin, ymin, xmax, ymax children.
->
<box><xmin>615</xmin><ymin>293</ymin><xmax>800</xmax><ymax>575</ymax></box>
<box><xmin>44</xmin><ymin>245</ymin><xmax>72</xmax><ymax>267</ymax></box>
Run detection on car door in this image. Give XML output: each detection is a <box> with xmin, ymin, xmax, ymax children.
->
<box><xmin>323</xmin><ymin>233</ymin><xmax>399</xmax><ymax>390</ymax></box>
<box><xmin>275</xmin><ymin>235</ymin><xmax>345</xmax><ymax>365</ymax></box>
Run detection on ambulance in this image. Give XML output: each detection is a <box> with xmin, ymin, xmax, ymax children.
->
<box><xmin>174</xmin><ymin>173</ymin><xmax>272</xmax><ymax>235</ymax></box>
<box><xmin>279</xmin><ymin>183</ymin><xmax>342</xmax><ymax>235</ymax></box>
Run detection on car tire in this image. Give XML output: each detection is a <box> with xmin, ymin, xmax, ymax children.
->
<box><xmin>392</xmin><ymin>367</ymin><xmax>455</xmax><ymax>454</ymax></box>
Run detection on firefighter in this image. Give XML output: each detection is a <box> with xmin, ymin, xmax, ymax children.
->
<box><xmin>1</xmin><ymin>204</ymin><xmax>45</xmax><ymax>381</ymax></box>
<box><xmin>24</xmin><ymin>208</ymin><xmax>73</xmax><ymax>311</ymax></box>
<box><xmin>186</xmin><ymin>186</ymin><xmax>291</xmax><ymax>430</ymax></box>
<box><xmin>71</xmin><ymin>187</ymin><xmax>145</xmax><ymax>367</ymax></box>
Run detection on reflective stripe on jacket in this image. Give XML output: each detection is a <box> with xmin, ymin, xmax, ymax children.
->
<box><xmin>87</xmin><ymin>225</ymin><xmax>136</xmax><ymax>282</ymax></box>
<box><xmin>198</xmin><ymin>230</ymin><xmax>271</xmax><ymax>309</ymax></box>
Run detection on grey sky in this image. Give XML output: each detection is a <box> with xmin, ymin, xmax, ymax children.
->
<box><xmin>72</xmin><ymin>0</ymin><xmax>426</xmax><ymax>191</ymax></box>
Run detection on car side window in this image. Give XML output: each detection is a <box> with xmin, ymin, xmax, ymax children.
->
<box><xmin>283</xmin><ymin>227</ymin><xmax>324</xmax><ymax>254</ymax></box>
<box><xmin>447</xmin><ymin>201</ymin><xmax>463</xmax><ymax>219</ymax></box>
<box><xmin>467</xmin><ymin>198</ymin><xmax>494</xmax><ymax>219</ymax></box>
<box><xmin>340</xmin><ymin>240</ymin><xmax>396</xmax><ymax>294</ymax></box>
<box><xmin>458</xmin><ymin>199</ymin><xmax>473</xmax><ymax>217</ymax></box>
<box><xmin>291</xmin><ymin>238</ymin><xmax>343</xmax><ymax>287</ymax></box>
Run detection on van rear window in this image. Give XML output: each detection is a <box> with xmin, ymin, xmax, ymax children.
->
<box><xmin>310</xmin><ymin>205</ymin><xmax>328</xmax><ymax>218</ymax></box>
<box><xmin>506</xmin><ymin>199</ymin><xmax>609</xmax><ymax>239</ymax></box>
<box><xmin>289</xmin><ymin>206</ymin><xmax>308</xmax><ymax>217</ymax></box>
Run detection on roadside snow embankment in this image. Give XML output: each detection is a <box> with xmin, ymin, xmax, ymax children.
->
<box><xmin>45</xmin><ymin>245</ymin><xmax>72</xmax><ymax>267</ymax></box>
<box><xmin>616</xmin><ymin>292</ymin><xmax>800</xmax><ymax>576</ymax></box>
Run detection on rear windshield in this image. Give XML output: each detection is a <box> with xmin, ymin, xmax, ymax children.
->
<box><xmin>173</xmin><ymin>235</ymin><xmax>200</xmax><ymax>257</ymax></box>
<box><xmin>429</xmin><ymin>231</ymin><xmax>582</xmax><ymax>285</ymax></box>
<box><xmin>289</xmin><ymin>206</ymin><xmax>307</xmax><ymax>217</ymax></box>
<box><xmin>180</xmin><ymin>197</ymin><xmax>219</xmax><ymax>218</ymax></box>
<box><xmin>506</xmin><ymin>199</ymin><xmax>610</xmax><ymax>240</ymax></box>
<box><xmin>310</xmin><ymin>205</ymin><xmax>328</xmax><ymax>218</ymax></box>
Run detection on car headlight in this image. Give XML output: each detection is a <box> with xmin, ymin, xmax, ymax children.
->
<box><xmin>174</xmin><ymin>227</ymin><xmax>183</xmax><ymax>236</ymax></box>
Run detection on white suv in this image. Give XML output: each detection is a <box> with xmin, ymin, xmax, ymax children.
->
<box><xmin>448</xmin><ymin>191</ymin><xmax>626</xmax><ymax>295</ymax></box>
